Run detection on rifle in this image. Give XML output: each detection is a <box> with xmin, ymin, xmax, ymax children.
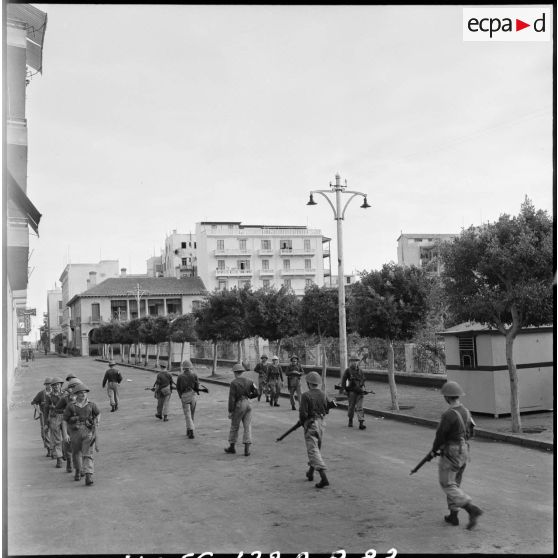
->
<box><xmin>276</xmin><ymin>420</ymin><xmax>303</xmax><ymax>442</ymax></box>
<box><xmin>91</xmin><ymin>424</ymin><xmax>100</xmax><ymax>453</ymax></box>
<box><xmin>334</xmin><ymin>384</ymin><xmax>375</xmax><ymax>395</ymax></box>
<box><xmin>198</xmin><ymin>384</ymin><xmax>209</xmax><ymax>394</ymax></box>
<box><xmin>410</xmin><ymin>451</ymin><xmax>439</xmax><ymax>475</ymax></box>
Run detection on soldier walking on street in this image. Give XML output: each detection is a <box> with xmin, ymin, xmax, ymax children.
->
<box><xmin>224</xmin><ymin>363</ymin><xmax>256</xmax><ymax>456</ymax></box>
<box><xmin>286</xmin><ymin>355</ymin><xmax>304</xmax><ymax>411</ymax></box>
<box><xmin>300</xmin><ymin>371</ymin><xmax>333</xmax><ymax>489</ymax></box>
<box><xmin>55</xmin><ymin>376</ymin><xmax>83</xmax><ymax>473</ymax></box>
<box><xmin>267</xmin><ymin>355</ymin><xmax>283</xmax><ymax>407</ymax></box>
<box><xmin>62</xmin><ymin>382</ymin><xmax>100</xmax><ymax>486</ymax></box>
<box><xmin>176</xmin><ymin>360</ymin><xmax>199</xmax><ymax>439</ymax></box>
<box><xmin>30</xmin><ymin>377</ymin><xmax>52</xmax><ymax>456</ymax></box>
<box><xmin>44</xmin><ymin>377</ymin><xmax>65</xmax><ymax>468</ymax></box>
<box><xmin>253</xmin><ymin>354</ymin><xmax>270</xmax><ymax>402</ymax></box>
<box><xmin>430</xmin><ymin>381</ymin><xmax>483</xmax><ymax>529</ymax></box>
<box><xmin>102</xmin><ymin>360</ymin><xmax>122</xmax><ymax>412</ymax></box>
<box><xmin>341</xmin><ymin>354</ymin><xmax>367</xmax><ymax>430</ymax></box>
<box><xmin>153</xmin><ymin>367</ymin><xmax>174</xmax><ymax>421</ymax></box>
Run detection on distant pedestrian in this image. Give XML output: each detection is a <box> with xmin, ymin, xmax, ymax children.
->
<box><xmin>44</xmin><ymin>377</ymin><xmax>65</xmax><ymax>468</ymax></box>
<box><xmin>267</xmin><ymin>356</ymin><xmax>284</xmax><ymax>407</ymax></box>
<box><xmin>341</xmin><ymin>354</ymin><xmax>367</xmax><ymax>430</ymax></box>
<box><xmin>62</xmin><ymin>382</ymin><xmax>100</xmax><ymax>486</ymax></box>
<box><xmin>300</xmin><ymin>371</ymin><xmax>333</xmax><ymax>489</ymax></box>
<box><xmin>430</xmin><ymin>381</ymin><xmax>482</xmax><ymax>529</ymax></box>
<box><xmin>176</xmin><ymin>360</ymin><xmax>199</xmax><ymax>439</ymax></box>
<box><xmin>358</xmin><ymin>346</ymin><xmax>370</xmax><ymax>368</ymax></box>
<box><xmin>224</xmin><ymin>363</ymin><xmax>257</xmax><ymax>456</ymax></box>
<box><xmin>153</xmin><ymin>368</ymin><xmax>174</xmax><ymax>421</ymax></box>
<box><xmin>253</xmin><ymin>355</ymin><xmax>270</xmax><ymax>402</ymax></box>
<box><xmin>30</xmin><ymin>377</ymin><xmax>52</xmax><ymax>456</ymax></box>
<box><xmin>102</xmin><ymin>360</ymin><xmax>122</xmax><ymax>412</ymax></box>
<box><xmin>286</xmin><ymin>355</ymin><xmax>304</xmax><ymax>410</ymax></box>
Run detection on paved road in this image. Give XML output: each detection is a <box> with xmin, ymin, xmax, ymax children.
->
<box><xmin>7</xmin><ymin>356</ymin><xmax>554</xmax><ymax>555</ymax></box>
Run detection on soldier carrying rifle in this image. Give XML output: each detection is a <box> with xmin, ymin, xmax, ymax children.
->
<box><xmin>30</xmin><ymin>377</ymin><xmax>52</xmax><ymax>457</ymax></box>
<box><xmin>341</xmin><ymin>353</ymin><xmax>367</xmax><ymax>430</ymax></box>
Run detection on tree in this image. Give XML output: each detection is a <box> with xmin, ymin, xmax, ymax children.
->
<box><xmin>170</xmin><ymin>313</ymin><xmax>198</xmax><ymax>371</ymax></box>
<box><xmin>138</xmin><ymin>316</ymin><xmax>157</xmax><ymax>366</ymax></box>
<box><xmin>348</xmin><ymin>263</ymin><xmax>430</xmax><ymax>410</ymax></box>
<box><xmin>151</xmin><ymin>316</ymin><xmax>171</xmax><ymax>369</ymax></box>
<box><xmin>127</xmin><ymin>318</ymin><xmax>142</xmax><ymax>364</ymax></box>
<box><xmin>441</xmin><ymin>198</ymin><xmax>553</xmax><ymax>432</ymax></box>
<box><xmin>299</xmin><ymin>284</ymin><xmax>340</xmax><ymax>389</ymax></box>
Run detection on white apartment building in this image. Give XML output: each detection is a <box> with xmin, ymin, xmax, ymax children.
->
<box><xmin>46</xmin><ymin>288</ymin><xmax>63</xmax><ymax>351</ymax></box>
<box><xmin>397</xmin><ymin>233</ymin><xmax>458</xmax><ymax>275</ymax></box>
<box><xmin>195</xmin><ymin>221</ymin><xmax>326</xmax><ymax>295</ymax></box>
<box><xmin>146</xmin><ymin>255</ymin><xmax>164</xmax><ymax>277</ymax></box>
<box><xmin>58</xmin><ymin>260</ymin><xmax>120</xmax><ymax>350</ymax></box>
<box><xmin>163</xmin><ymin>230</ymin><xmax>197</xmax><ymax>278</ymax></box>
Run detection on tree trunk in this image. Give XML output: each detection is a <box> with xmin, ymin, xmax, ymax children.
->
<box><xmin>211</xmin><ymin>341</ymin><xmax>218</xmax><ymax>376</ymax></box>
<box><xmin>120</xmin><ymin>344</ymin><xmax>124</xmax><ymax>363</ymax></box>
<box><xmin>277</xmin><ymin>338</ymin><xmax>283</xmax><ymax>360</ymax></box>
<box><xmin>387</xmin><ymin>339</ymin><xmax>399</xmax><ymax>411</ymax></box>
<box><xmin>237</xmin><ymin>340</ymin><xmax>242</xmax><ymax>363</ymax></box>
<box><xmin>321</xmin><ymin>339</ymin><xmax>328</xmax><ymax>392</ymax></box>
<box><xmin>155</xmin><ymin>343</ymin><xmax>160</xmax><ymax>369</ymax></box>
<box><xmin>144</xmin><ymin>344</ymin><xmax>149</xmax><ymax>367</ymax></box>
<box><xmin>180</xmin><ymin>342</ymin><xmax>185</xmax><ymax>372</ymax></box>
<box><xmin>506</xmin><ymin>332</ymin><xmax>522</xmax><ymax>433</ymax></box>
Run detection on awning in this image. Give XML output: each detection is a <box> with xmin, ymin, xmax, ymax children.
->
<box><xmin>8</xmin><ymin>171</ymin><xmax>42</xmax><ymax>234</ymax></box>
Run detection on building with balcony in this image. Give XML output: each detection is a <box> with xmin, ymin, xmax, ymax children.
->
<box><xmin>66</xmin><ymin>276</ymin><xmax>207</xmax><ymax>356</ymax></box>
<box><xmin>6</xmin><ymin>4</ymin><xmax>46</xmax><ymax>390</ymax></box>
<box><xmin>195</xmin><ymin>221</ymin><xmax>326</xmax><ymax>295</ymax></box>
<box><xmin>58</xmin><ymin>260</ymin><xmax>121</xmax><ymax>351</ymax></box>
<box><xmin>397</xmin><ymin>233</ymin><xmax>458</xmax><ymax>275</ymax></box>
<box><xmin>162</xmin><ymin>230</ymin><xmax>197</xmax><ymax>278</ymax></box>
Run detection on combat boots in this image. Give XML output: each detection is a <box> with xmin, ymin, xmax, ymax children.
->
<box><xmin>66</xmin><ymin>458</ymin><xmax>72</xmax><ymax>473</ymax></box>
<box><xmin>244</xmin><ymin>443</ymin><xmax>251</xmax><ymax>456</ymax></box>
<box><xmin>55</xmin><ymin>457</ymin><xmax>63</xmax><ymax>468</ymax></box>
<box><xmin>444</xmin><ymin>510</ymin><xmax>459</xmax><ymax>526</ymax></box>
<box><xmin>224</xmin><ymin>443</ymin><xmax>236</xmax><ymax>454</ymax></box>
<box><xmin>359</xmin><ymin>421</ymin><xmax>366</xmax><ymax>430</ymax></box>
<box><xmin>186</xmin><ymin>429</ymin><xmax>195</xmax><ymax>439</ymax></box>
<box><xmin>163</xmin><ymin>415</ymin><xmax>169</xmax><ymax>422</ymax></box>
<box><xmin>306</xmin><ymin>466</ymin><xmax>314</xmax><ymax>481</ymax></box>
<box><xmin>463</xmin><ymin>503</ymin><xmax>483</xmax><ymax>530</ymax></box>
<box><xmin>110</xmin><ymin>405</ymin><xmax>115</xmax><ymax>412</ymax></box>
<box><xmin>348</xmin><ymin>418</ymin><xmax>353</xmax><ymax>427</ymax></box>
<box><xmin>74</xmin><ymin>469</ymin><xmax>81</xmax><ymax>481</ymax></box>
<box><xmin>85</xmin><ymin>473</ymin><xmax>94</xmax><ymax>486</ymax></box>
<box><xmin>46</xmin><ymin>448</ymin><xmax>51</xmax><ymax>458</ymax></box>
<box><xmin>315</xmin><ymin>469</ymin><xmax>329</xmax><ymax>489</ymax></box>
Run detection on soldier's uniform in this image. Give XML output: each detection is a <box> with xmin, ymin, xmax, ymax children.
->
<box><xmin>300</xmin><ymin>371</ymin><xmax>332</xmax><ymax>488</ymax></box>
<box><xmin>55</xmin><ymin>377</ymin><xmax>82</xmax><ymax>473</ymax></box>
<box><xmin>266</xmin><ymin>357</ymin><xmax>283</xmax><ymax>407</ymax></box>
<box><xmin>30</xmin><ymin>377</ymin><xmax>52</xmax><ymax>456</ymax></box>
<box><xmin>341</xmin><ymin>356</ymin><xmax>366</xmax><ymax>429</ymax></box>
<box><xmin>431</xmin><ymin>381</ymin><xmax>483</xmax><ymax>529</ymax></box>
<box><xmin>154</xmin><ymin>370</ymin><xmax>174</xmax><ymax>421</ymax></box>
<box><xmin>286</xmin><ymin>355</ymin><xmax>304</xmax><ymax>410</ymax></box>
<box><xmin>224</xmin><ymin>364</ymin><xmax>256</xmax><ymax>456</ymax></box>
<box><xmin>253</xmin><ymin>355</ymin><xmax>269</xmax><ymax>402</ymax></box>
<box><xmin>44</xmin><ymin>377</ymin><xmax>65</xmax><ymax>468</ymax></box>
<box><xmin>62</xmin><ymin>382</ymin><xmax>100</xmax><ymax>486</ymax></box>
<box><xmin>176</xmin><ymin>360</ymin><xmax>199</xmax><ymax>439</ymax></box>
<box><xmin>102</xmin><ymin>360</ymin><xmax>122</xmax><ymax>412</ymax></box>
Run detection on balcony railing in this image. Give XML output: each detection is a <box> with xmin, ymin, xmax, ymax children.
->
<box><xmin>281</xmin><ymin>268</ymin><xmax>316</xmax><ymax>276</ymax></box>
<box><xmin>257</xmin><ymin>249</ymin><xmax>274</xmax><ymax>256</ymax></box>
<box><xmin>259</xmin><ymin>269</ymin><xmax>275</xmax><ymax>276</ymax></box>
<box><xmin>88</xmin><ymin>316</ymin><xmax>103</xmax><ymax>324</ymax></box>
<box><xmin>215</xmin><ymin>268</ymin><xmax>253</xmax><ymax>277</ymax></box>
<box><xmin>279</xmin><ymin>248</ymin><xmax>316</xmax><ymax>256</ymax></box>
<box><xmin>214</xmin><ymin>249</ymin><xmax>252</xmax><ymax>256</ymax></box>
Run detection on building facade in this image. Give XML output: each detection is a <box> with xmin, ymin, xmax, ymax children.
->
<box><xmin>397</xmin><ymin>233</ymin><xmax>458</xmax><ymax>275</ymax></box>
<box><xmin>195</xmin><ymin>222</ymin><xmax>325</xmax><ymax>295</ymax></box>
<box><xmin>67</xmin><ymin>276</ymin><xmax>207</xmax><ymax>356</ymax></box>
<box><xmin>162</xmin><ymin>230</ymin><xmax>197</xmax><ymax>278</ymax></box>
<box><xmin>6</xmin><ymin>4</ymin><xmax>46</xmax><ymax>391</ymax></box>
<box><xmin>58</xmin><ymin>260</ymin><xmax>121</xmax><ymax>350</ymax></box>
<box><xmin>46</xmin><ymin>288</ymin><xmax>63</xmax><ymax>352</ymax></box>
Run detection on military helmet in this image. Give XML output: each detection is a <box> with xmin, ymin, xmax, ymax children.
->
<box><xmin>290</xmin><ymin>355</ymin><xmax>299</xmax><ymax>361</ymax></box>
<box><xmin>50</xmin><ymin>377</ymin><xmax>64</xmax><ymax>385</ymax></box>
<box><xmin>72</xmin><ymin>382</ymin><xmax>90</xmax><ymax>393</ymax></box>
<box><xmin>349</xmin><ymin>353</ymin><xmax>360</xmax><ymax>361</ymax></box>
<box><xmin>44</xmin><ymin>377</ymin><xmax>52</xmax><ymax>385</ymax></box>
<box><xmin>232</xmin><ymin>363</ymin><xmax>245</xmax><ymax>373</ymax></box>
<box><xmin>65</xmin><ymin>373</ymin><xmax>77</xmax><ymax>381</ymax></box>
<box><xmin>260</xmin><ymin>354</ymin><xmax>268</xmax><ymax>360</ymax></box>
<box><xmin>305</xmin><ymin>371</ymin><xmax>321</xmax><ymax>385</ymax></box>
<box><xmin>108</xmin><ymin>360</ymin><xmax>116</xmax><ymax>366</ymax></box>
<box><xmin>182</xmin><ymin>359</ymin><xmax>193</xmax><ymax>370</ymax></box>
<box><xmin>441</xmin><ymin>381</ymin><xmax>465</xmax><ymax>397</ymax></box>
<box><xmin>271</xmin><ymin>355</ymin><xmax>279</xmax><ymax>361</ymax></box>
<box><xmin>66</xmin><ymin>379</ymin><xmax>82</xmax><ymax>391</ymax></box>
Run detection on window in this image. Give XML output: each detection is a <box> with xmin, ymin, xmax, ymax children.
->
<box><xmin>217</xmin><ymin>239</ymin><xmax>225</xmax><ymax>251</ymax></box>
<box><xmin>458</xmin><ymin>336</ymin><xmax>477</xmax><ymax>369</ymax></box>
<box><xmin>283</xmin><ymin>259</ymin><xmax>290</xmax><ymax>270</ymax></box>
<box><xmin>166</xmin><ymin>299</ymin><xmax>182</xmax><ymax>315</ymax></box>
<box><xmin>91</xmin><ymin>303</ymin><xmax>100</xmax><ymax>322</ymax></box>
<box><xmin>217</xmin><ymin>260</ymin><xmax>225</xmax><ymax>270</ymax></box>
<box><xmin>58</xmin><ymin>301</ymin><xmax>63</xmax><ymax>310</ymax></box>
<box><xmin>304</xmin><ymin>239</ymin><xmax>311</xmax><ymax>251</ymax></box>
<box><xmin>305</xmin><ymin>279</ymin><xmax>313</xmax><ymax>287</ymax></box>
<box><xmin>58</xmin><ymin>316</ymin><xmax>63</xmax><ymax>325</ymax></box>
<box><xmin>181</xmin><ymin>258</ymin><xmax>188</xmax><ymax>266</ymax></box>
<box><xmin>262</xmin><ymin>279</ymin><xmax>270</xmax><ymax>289</ymax></box>
<box><xmin>191</xmin><ymin>300</ymin><xmax>201</xmax><ymax>311</ymax></box>
<box><xmin>280</xmin><ymin>239</ymin><xmax>292</xmax><ymax>250</ymax></box>
<box><xmin>194</xmin><ymin>242</ymin><xmax>197</xmax><ymax>249</ymax></box>
<box><xmin>218</xmin><ymin>280</ymin><xmax>227</xmax><ymax>291</ymax></box>
<box><xmin>262</xmin><ymin>259</ymin><xmax>269</xmax><ymax>270</ymax></box>
<box><xmin>111</xmin><ymin>300</ymin><xmax>127</xmax><ymax>321</ymax></box>
<box><xmin>181</xmin><ymin>242</ymin><xmax>187</xmax><ymax>249</ymax></box>
<box><xmin>237</xmin><ymin>259</ymin><xmax>250</xmax><ymax>270</ymax></box>
<box><xmin>305</xmin><ymin>259</ymin><xmax>312</xmax><ymax>270</ymax></box>
<box><xmin>283</xmin><ymin>279</ymin><xmax>292</xmax><ymax>289</ymax></box>
<box><xmin>239</xmin><ymin>239</ymin><xmax>247</xmax><ymax>250</ymax></box>
<box><xmin>261</xmin><ymin>239</ymin><xmax>271</xmax><ymax>250</ymax></box>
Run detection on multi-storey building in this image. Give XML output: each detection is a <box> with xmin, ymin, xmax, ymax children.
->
<box><xmin>195</xmin><ymin>221</ymin><xmax>326</xmax><ymax>295</ymax></box>
<box><xmin>163</xmin><ymin>230</ymin><xmax>197</xmax><ymax>278</ymax></box>
<box><xmin>397</xmin><ymin>233</ymin><xmax>458</xmax><ymax>275</ymax></box>
<box><xmin>146</xmin><ymin>255</ymin><xmax>164</xmax><ymax>277</ymax></box>
<box><xmin>67</xmin><ymin>276</ymin><xmax>207</xmax><ymax>356</ymax></box>
<box><xmin>6</xmin><ymin>4</ymin><xmax>46</xmax><ymax>389</ymax></box>
<box><xmin>58</xmin><ymin>260</ymin><xmax>121</xmax><ymax>350</ymax></box>
<box><xmin>46</xmin><ymin>288</ymin><xmax>63</xmax><ymax>352</ymax></box>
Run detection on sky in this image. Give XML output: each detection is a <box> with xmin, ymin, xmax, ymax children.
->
<box><xmin>19</xmin><ymin>4</ymin><xmax>554</xmax><ymax>341</ymax></box>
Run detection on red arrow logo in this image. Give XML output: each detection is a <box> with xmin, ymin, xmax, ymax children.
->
<box><xmin>516</xmin><ymin>19</ymin><xmax>530</xmax><ymax>31</ymax></box>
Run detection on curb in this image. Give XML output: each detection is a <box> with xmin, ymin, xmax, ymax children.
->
<box><xmin>96</xmin><ymin>359</ymin><xmax>554</xmax><ymax>453</ymax></box>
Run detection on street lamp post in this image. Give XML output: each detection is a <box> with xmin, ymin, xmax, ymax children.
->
<box><xmin>307</xmin><ymin>173</ymin><xmax>370</xmax><ymax>378</ymax></box>
<box><xmin>127</xmin><ymin>283</ymin><xmax>149</xmax><ymax>364</ymax></box>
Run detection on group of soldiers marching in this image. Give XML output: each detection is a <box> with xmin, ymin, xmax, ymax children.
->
<box><xmin>29</xmin><ymin>353</ymin><xmax>483</xmax><ymax>530</ymax></box>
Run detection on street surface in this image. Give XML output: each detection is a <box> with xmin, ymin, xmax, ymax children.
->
<box><xmin>7</xmin><ymin>356</ymin><xmax>554</xmax><ymax>555</ymax></box>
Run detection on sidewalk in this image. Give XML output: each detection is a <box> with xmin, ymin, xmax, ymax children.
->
<box><xmin>98</xmin><ymin>358</ymin><xmax>554</xmax><ymax>452</ymax></box>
